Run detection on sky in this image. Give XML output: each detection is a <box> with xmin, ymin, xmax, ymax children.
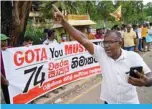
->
<box><xmin>110</xmin><ymin>0</ymin><xmax>152</xmax><ymax>5</ymax></box>
<box><xmin>143</xmin><ymin>0</ymin><xmax>152</xmax><ymax>5</ymax></box>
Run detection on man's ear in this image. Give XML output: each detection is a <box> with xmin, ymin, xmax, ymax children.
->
<box><xmin>119</xmin><ymin>39</ymin><xmax>123</xmax><ymax>46</ymax></box>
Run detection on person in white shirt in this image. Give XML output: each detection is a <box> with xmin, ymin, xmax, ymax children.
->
<box><xmin>43</xmin><ymin>29</ymin><xmax>58</xmax><ymax>45</ymax></box>
<box><xmin>53</xmin><ymin>5</ymin><xmax>152</xmax><ymax>104</ymax></box>
<box><xmin>146</xmin><ymin>23</ymin><xmax>152</xmax><ymax>51</ymax></box>
<box><xmin>43</xmin><ymin>29</ymin><xmax>60</xmax><ymax>94</ymax></box>
<box><xmin>117</xmin><ymin>27</ymin><xmax>124</xmax><ymax>38</ymax></box>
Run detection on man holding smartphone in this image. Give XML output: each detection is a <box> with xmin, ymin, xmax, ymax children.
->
<box><xmin>52</xmin><ymin>5</ymin><xmax>152</xmax><ymax>104</ymax></box>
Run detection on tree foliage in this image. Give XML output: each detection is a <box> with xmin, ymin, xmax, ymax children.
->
<box><xmin>115</xmin><ymin>1</ymin><xmax>145</xmax><ymax>24</ymax></box>
<box><xmin>38</xmin><ymin>0</ymin><xmax>151</xmax><ymax>27</ymax></box>
<box><xmin>26</xmin><ymin>0</ymin><xmax>152</xmax><ymax>43</ymax></box>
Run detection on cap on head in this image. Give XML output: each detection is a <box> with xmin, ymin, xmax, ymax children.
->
<box><xmin>0</xmin><ymin>34</ymin><xmax>10</xmax><ymax>41</ymax></box>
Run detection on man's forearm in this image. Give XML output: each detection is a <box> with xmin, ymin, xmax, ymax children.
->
<box><xmin>146</xmin><ymin>72</ymin><xmax>152</xmax><ymax>87</ymax></box>
<box><xmin>146</xmin><ymin>78</ymin><xmax>152</xmax><ymax>87</ymax></box>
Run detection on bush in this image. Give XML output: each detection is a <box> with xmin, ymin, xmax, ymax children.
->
<box><xmin>24</xmin><ymin>25</ymin><xmax>44</xmax><ymax>45</ymax></box>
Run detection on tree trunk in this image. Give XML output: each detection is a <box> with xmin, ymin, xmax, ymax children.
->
<box><xmin>1</xmin><ymin>1</ymin><xmax>12</xmax><ymax>39</ymax></box>
<box><xmin>11</xmin><ymin>1</ymin><xmax>32</xmax><ymax>46</ymax></box>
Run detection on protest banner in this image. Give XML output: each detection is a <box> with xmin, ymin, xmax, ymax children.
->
<box><xmin>2</xmin><ymin>40</ymin><xmax>102</xmax><ymax>104</ymax></box>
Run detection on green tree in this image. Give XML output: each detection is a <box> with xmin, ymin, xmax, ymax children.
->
<box><xmin>115</xmin><ymin>1</ymin><xmax>145</xmax><ymax>24</ymax></box>
<box><xmin>96</xmin><ymin>1</ymin><xmax>114</xmax><ymax>28</ymax></box>
<box><xmin>144</xmin><ymin>2</ymin><xmax>152</xmax><ymax>21</ymax></box>
<box><xmin>28</xmin><ymin>0</ymin><xmax>151</xmax><ymax>31</ymax></box>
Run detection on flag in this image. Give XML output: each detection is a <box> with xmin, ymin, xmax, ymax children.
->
<box><xmin>110</xmin><ymin>5</ymin><xmax>122</xmax><ymax>21</ymax></box>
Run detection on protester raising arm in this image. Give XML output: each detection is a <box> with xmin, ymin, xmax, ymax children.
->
<box><xmin>52</xmin><ymin>5</ymin><xmax>94</xmax><ymax>55</ymax></box>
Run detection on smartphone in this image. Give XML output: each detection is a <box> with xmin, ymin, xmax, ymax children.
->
<box><xmin>130</xmin><ymin>66</ymin><xmax>143</xmax><ymax>78</ymax></box>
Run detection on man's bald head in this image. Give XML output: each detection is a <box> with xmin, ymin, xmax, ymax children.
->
<box><xmin>104</xmin><ymin>30</ymin><xmax>122</xmax><ymax>41</ymax></box>
<box><xmin>127</xmin><ymin>24</ymin><xmax>132</xmax><ymax>28</ymax></box>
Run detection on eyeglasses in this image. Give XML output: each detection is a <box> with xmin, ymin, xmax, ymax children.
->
<box><xmin>102</xmin><ymin>41</ymin><xmax>119</xmax><ymax>47</ymax></box>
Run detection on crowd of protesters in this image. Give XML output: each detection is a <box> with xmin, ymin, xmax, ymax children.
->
<box><xmin>113</xmin><ymin>23</ymin><xmax>152</xmax><ymax>52</ymax></box>
<box><xmin>1</xmin><ymin>21</ymin><xmax>152</xmax><ymax>104</ymax></box>
<box><xmin>86</xmin><ymin>22</ymin><xmax>152</xmax><ymax>52</ymax></box>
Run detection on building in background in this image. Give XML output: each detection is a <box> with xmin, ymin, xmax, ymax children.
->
<box><xmin>52</xmin><ymin>15</ymin><xmax>96</xmax><ymax>41</ymax></box>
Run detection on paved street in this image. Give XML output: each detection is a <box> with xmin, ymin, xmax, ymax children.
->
<box><xmin>58</xmin><ymin>51</ymin><xmax>152</xmax><ymax>104</ymax></box>
<box><xmin>137</xmin><ymin>51</ymin><xmax>152</xmax><ymax>104</ymax></box>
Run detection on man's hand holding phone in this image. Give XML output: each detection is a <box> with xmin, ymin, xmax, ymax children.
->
<box><xmin>128</xmin><ymin>68</ymin><xmax>149</xmax><ymax>87</ymax></box>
